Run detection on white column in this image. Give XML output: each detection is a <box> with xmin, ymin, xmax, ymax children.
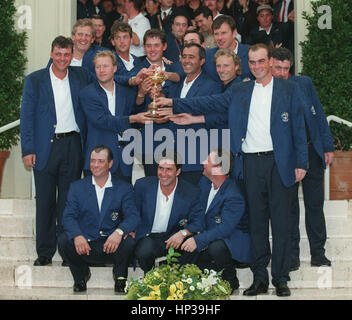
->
<box><xmin>294</xmin><ymin>0</ymin><xmax>315</xmax><ymax>74</ymax></box>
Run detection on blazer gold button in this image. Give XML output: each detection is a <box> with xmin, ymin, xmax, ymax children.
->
<box><xmin>50</xmin><ymin>139</ymin><xmax>53</xmax><ymax>143</ymax></box>
<box><xmin>241</xmin><ymin>138</ymin><xmax>245</xmax><ymax>142</ymax></box>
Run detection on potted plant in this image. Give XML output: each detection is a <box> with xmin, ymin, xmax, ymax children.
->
<box><xmin>300</xmin><ymin>0</ymin><xmax>352</xmax><ymax>199</ymax></box>
<box><xmin>0</xmin><ymin>0</ymin><xmax>27</xmax><ymax>193</ymax></box>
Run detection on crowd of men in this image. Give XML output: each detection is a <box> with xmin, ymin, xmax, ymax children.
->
<box><xmin>20</xmin><ymin>0</ymin><xmax>334</xmax><ymax>297</ymax></box>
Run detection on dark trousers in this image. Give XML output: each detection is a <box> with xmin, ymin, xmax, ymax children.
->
<box><xmin>243</xmin><ymin>153</ymin><xmax>293</xmax><ymax>286</ymax></box>
<box><xmin>34</xmin><ymin>133</ymin><xmax>83</xmax><ymax>259</ymax></box>
<box><xmin>291</xmin><ymin>144</ymin><xmax>327</xmax><ymax>261</ymax></box>
<box><xmin>58</xmin><ymin>233</ymin><xmax>135</xmax><ymax>284</ymax></box>
<box><xmin>181</xmin><ymin>240</ymin><xmax>239</xmax><ymax>289</ymax></box>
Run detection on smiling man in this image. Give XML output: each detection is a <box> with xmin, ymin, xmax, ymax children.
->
<box><xmin>59</xmin><ymin>145</ymin><xmax>140</xmax><ymax>293</ymax></box>
<box><xmin>20</xmin><ymin>36</ymin><xmax>92</xmax><ymax>267</ymax></box>
<box><xmin>133</xmin><ymin>151</ymin><xmax>203</xmax><ymax>273</ymax></box>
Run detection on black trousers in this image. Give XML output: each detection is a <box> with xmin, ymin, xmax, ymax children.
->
<box><xmin>181</xmin><ymin>240</ymin><xmax>239</xmax><ymax>289</ymax></box>
<box><xmin>33</xmin><ymin>133</ymin><xmax>83</xmax><ymax>259</ymax></box>
<box><xmin>58</xmin><ymin>233</ymin><xmax>135</xmax><ymax>284</ymax></box>
<box><xmin>243</xmin><ymin>153</ymin><xmax>293</xmax><ymax>286</ymax></box>
<box><xmin>291</xmin><ymin>144</ymin><xmax>327</xmax><ymax>261</ymax></box>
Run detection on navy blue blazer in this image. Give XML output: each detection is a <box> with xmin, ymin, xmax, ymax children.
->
<box><xmin>194</xmin><ymin>176</ymin><xmax>251</xmax><ymax>263</ymax></box>
<box><xmin>203</xmin><ymin>43</ymin><xmax>254</xmax><ymax>83</ymax></box>
<box><xmin>79</xmin><ymin>81</ymin><xmax>137</xmax><ymax>177</ymax></box>
<box><xmin>173</xmin><ymin>77</ymin><xmax>308</xmax><ymax>187</ymax></box>
<box><xmin>134</xmin><ymin>176</ymin><xmax>204</xmax><ymax>241</ymax></box>
<box><xmin>289</xmin><ymin>75</ymin><xmax>334</xmax><ymax>168</ymax></box>
<box><xmin>20</xmin><ymin>65</ymin><xmax>92</xmax><ymax>171</ymax></box>
<box><xmin>166</xmin><ymin>72</ymin><xmax>222</xmax><ymax>172</ymax></box>
<box><xmin>114</xmin><ymin>51</ymin><xmax>141</xmax><ymax>76</ymax></box>
<box><xmin>164</xmin><ymin>32</ymin><xmax>183</xmax><ymax>64</ymax></box>
<box><xmin>62</xmin><ymin>176</ymin><xmax>140</xmax><ymax>241</ymax></box>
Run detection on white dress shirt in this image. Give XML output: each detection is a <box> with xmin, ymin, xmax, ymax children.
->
<box><xmin>151</xmin><ymin>179</ymin><xmax>178</xmax><ymax>233</ymax></box>
<box><xmin>92</xmin><ymin>172</ymin><xmax>113</xmax><ymax>212</ymax></box>
<box><xmin>70</xmin><ymin>58</ymin><xmax>83</xmax><ymax>67</ymax></box>
<box><xmin>242</xmin><ymin>77</ymin><xmax>274</xmax><ymax>153</ymax></box>
<box><xmin>49</xmin><ymin>64</ymin><xmax>79</xmax><ymax>133</ymax></box>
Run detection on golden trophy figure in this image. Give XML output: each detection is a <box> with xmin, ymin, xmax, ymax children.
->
<box><xmin>146</xmin><ymin>69</ymin><xmax>166</xmax><ymax>118</ymax></box>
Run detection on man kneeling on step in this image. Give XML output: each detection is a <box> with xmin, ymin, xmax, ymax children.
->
<box><xmin>58</xmin><ymin>145</ymin><xmax>140</xmax><ymax>293</ymax></box>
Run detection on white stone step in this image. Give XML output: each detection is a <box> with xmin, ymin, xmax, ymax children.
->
<box><xmin>1</xmin><ymin>214</ymin><xmax>351</xmax><ymax>238</ymax></box>
<box><xmin>0</xmin><ymin>260</ymin><xmax>351</xmax><ymax>290</ymax></box>
<box><xmin>0</xmin><ymin>286</ymin><xmax>351</xmax><ymax>300</ymax></box>
<box><xmin>1</xmin><ymin>199</ymin><xmax>351</xmax><ymax>217</ymax></box>
<box><xmin>1</xmin><ymin>234</ymin><xmax>351</xmax><ymax>262</ymax></box>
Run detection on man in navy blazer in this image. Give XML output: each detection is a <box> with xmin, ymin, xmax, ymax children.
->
<box><xmin>162</xmin><ymin>43</ymin><xmax>222</xmax><ymax>186</ymax></box>
<box><xmin>203</xmin><ymin>15</ymin><xmax>254</xmax><ymax>83</ymax></box>
<box><xmin>58</xmin><ymin>145</ymin><xmax>140</xmax><ymax>293</ymax></box>
<box><xmin>133</xmin><ymin>151</ymin><xmax>203</xmax><ymax>273</ymax></box>
<box><xmin>79</xmin><ymin>50</ymin><xmax>150</xmax><ymax>183</ymax></box>
<box><xmin>20</xmin><ymin>36</ymin><xmax>92</xmax><ymax>267</ymax></box>
<box><xmin>181</xmin><ymin>148</ymin><xmax>251</xmax><ymax>292</ymax></box>
<box><xmin>271</xmin><ymin>48</ymin><xmax>334</xmax><ymax>270</ymax></box>
<box><xmin>155</xmin><ymin>43</ymin><xmax>308</xmax><ymax>297</ymax></box>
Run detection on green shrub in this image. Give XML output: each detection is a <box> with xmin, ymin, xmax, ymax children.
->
<box><xmin>300</xmin><ymin>0</ymin><xmax>352</xmax><ymax>150</ymax></box>
<box><xmin>0</xmin><ymin>0</ymin><xmax>27</xmax><ymax>150</ymax></box>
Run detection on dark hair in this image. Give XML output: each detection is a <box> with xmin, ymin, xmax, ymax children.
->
<box><xmin>182</xmin><ymin>43</ymin><xmax>206</xmax><ymax>60</ymax></box>
<box><xmin>127</xmin><ymin>0</ymin><xmax>144</xmax><ymax>12</ymax></box>
<box><xmin>210</xmin><ymin>147</ymin><xmax>234</xmax><ymax>175</ymax></box>
<box><xmin>110</xmin><ymin>21</ymin><xmax>133</xmax><ymax>38</ymax></box>
<box><xmin>194</xmin><ymin>6</ymin><xmax>213</xmax><ymax>20</ymax></box>
<box><xmin>156</xmin><ymin>149</ymin><xmax>182</xmax><ymax>171</ymax></box>
<box><xmin>90</xmin><ymin>145</ymin><xmax>113</xmax><ymax>162</ymax></box>
<box><xmin>51</xmin><ymin>36</ymin><xmax>74</xmax><ymax>53</ymax></box>
<box><xmin>249</xmin><ymin>43</ymin><xmax>272</xmax><ymax>59</ymax></box>
<box><xmin>183</xmin><ymin>30</ymin><xmax>205</xmax><ymax>44</ymax></box>
<box><xmin>91</xmin><ymin>14</ymin><xmax>105</xmax><ymax>22</ymax></box>
<box><xmin>212</xmin><ymin>14</ymin><xmax>236</xmax><ymax>32</ymax></box>
<box><xmin>271</xmin><ymin>47</ymin><xmax>294</xmax><ymax>66</ymax></box>
<box><xmin>143</xmin><ymin>29</ymin><xmax>167</xmax><ymax>45</ymax></box>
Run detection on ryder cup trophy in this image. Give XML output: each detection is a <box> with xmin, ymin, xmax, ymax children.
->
<box><xmin>146</xmin><ymin>69</ymin><xmax>166</xmax><ymax>118</ymax></box>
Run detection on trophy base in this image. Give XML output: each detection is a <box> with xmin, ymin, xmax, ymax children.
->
<box><xmin>145</xmin><ymin>113</ymin><xmax>160</xmax><ymax>118</ymax></box>
<box><xmin>147</xmin><ymin>101</ymin><xmax>160</xmax><ymax>118</ymax></box>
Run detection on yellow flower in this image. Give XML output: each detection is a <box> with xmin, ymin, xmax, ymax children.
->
<box><xmin>175</xmin><ymin>281</ymin><xmax>184</xmax><ymax>290</ymax></box>
<box><xmin>169</xmin><ymin>284</ymin><xmax>177</xmax><ymax>295</ymax></box>
<box><xmin>153</xmin><ymin>271</ymin><xmax>160</xmax><ymax>278</ymax></box>
<box><xmin>138</xmin><ymin>296</ymin><xmax>154</xmax><ymax>300</ymax></box>
<box><xmin>167</xmin><ymin>294</ymin><xmax>178</xmax><ymax>300</ymax></box>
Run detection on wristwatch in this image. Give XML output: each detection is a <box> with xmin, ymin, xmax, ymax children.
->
<box><xmin>180</xmin><ymin>229</ymin><xmax>187</xmax><ymax>237</ymax></box>
<box><xmin>115</xmin><ymin>228</ymin><xmax>124</xmax><ymax>236</ymax></box>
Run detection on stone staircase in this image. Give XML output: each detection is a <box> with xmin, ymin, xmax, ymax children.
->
<box><xmin>0</xmin><ymin>198</ymin><xmax>352</xmax><ymax>300</ymax></box>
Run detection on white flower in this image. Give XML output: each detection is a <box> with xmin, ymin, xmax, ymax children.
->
<box><xmin>196</xmin><ymin>282</ymin><xmax>202</xmax><ymax>289</ymax></box>
<box><xmin>190</xmin><ymin>286</ymin><xmax>195</xmax><ymax>291</ymax></box>
<box><xmin>186</xmin><ymin>278</ymin><xmax>192</xmax><ymax>284</ymax></box>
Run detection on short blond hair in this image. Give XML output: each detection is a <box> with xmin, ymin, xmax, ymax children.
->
<box><xmin>72</xmin><ymin>18</ymin><xmax>96</xmax><ymax>38</ymax></box>
<box><xmin>214</xmin><ymin>48</ymin><xmax>242</xmax><ymax>76</ymax></box>
<box><xmin>93</xmin><ymin>50</ymin><xmax>117</xmax><ymax>66</ymax></box>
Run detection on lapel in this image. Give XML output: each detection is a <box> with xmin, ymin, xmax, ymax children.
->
<box><xmin>99</xmin><ymin>186</ymin><xmax>114</xmax><ymax>225</ymax></box>
<box><xmin>271</xmin><ymin>77</ymin><xmax>280</xmax><ymax>126</ymax></box>
<box><xmin>85</xmin><ymin>178</ymin><xmax>100</xmax><ymax>221</ymax></box>
<box><xmin>95</xmin><ymin>82</ymin><xmax>110</xmax><ymax>113</ymax></box>
<box><xmin>241</xmin><ymin>81</ymin><xmax>255</xmax><ymax>135</ymax></box>
<box><xmin>43</xmin><ymin>67</ymin><xmax>57</xmax><ymax>120</ymax></box>
<box><xmin>147</xmin><ymin>178</ymin><xmax>159</xmax><ymax>230</ymax></box>
<box><xmin>205</xmin><ymin>177</ymin><xmax>230</xmax><ymax>214</ymax></box>
<box><xmin>115</xmin><ymin>83</ymin><xmax>126</xmax><ymax>116</ymax></box>
<box><xmin>166</xmin><ymin>181</ymin><xmax>183</xmax><ymax>232</ymax></box>
<box><xmin>68</xmin><ymin>67</ymin><xmax>80</xmax><ymax>115</ymax></box>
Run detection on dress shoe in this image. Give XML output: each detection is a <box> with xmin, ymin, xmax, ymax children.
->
<box><xmin>61</xmin><ymin>260</ymin><xmax>69</xmax><ymax>267</ymax></box>
<box><xmin>73</xmin><ymin>270</ymin><xmax>91</xmax><ymax>293</ymax></box>
<box><xmin>311</xmin><ymin>255</ymin><xmax>331</xmax><ymax>267</ymax></box>
<box><xmin>243</xmin><ymin>280</ymin><xmax>268</xmax><ymax>296</ymax></box>
<box><xmin>275</xmin><ymin>283</ymin><xmax>291</xmax><ymax>297</ymax></box>
<box><xmin>114</xmin><ymin>279</ymin><xmax>126</xmax><ymax>293</ymax></box>
<box><xmin>33</xmin><ymin>256</ymin><xmax>52</xmax><ymax>266</ymax></box>
<box><xmin>290</xmin><ymin>260</ymin><xmax>300</xmax><ymax>272</ymax></box>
